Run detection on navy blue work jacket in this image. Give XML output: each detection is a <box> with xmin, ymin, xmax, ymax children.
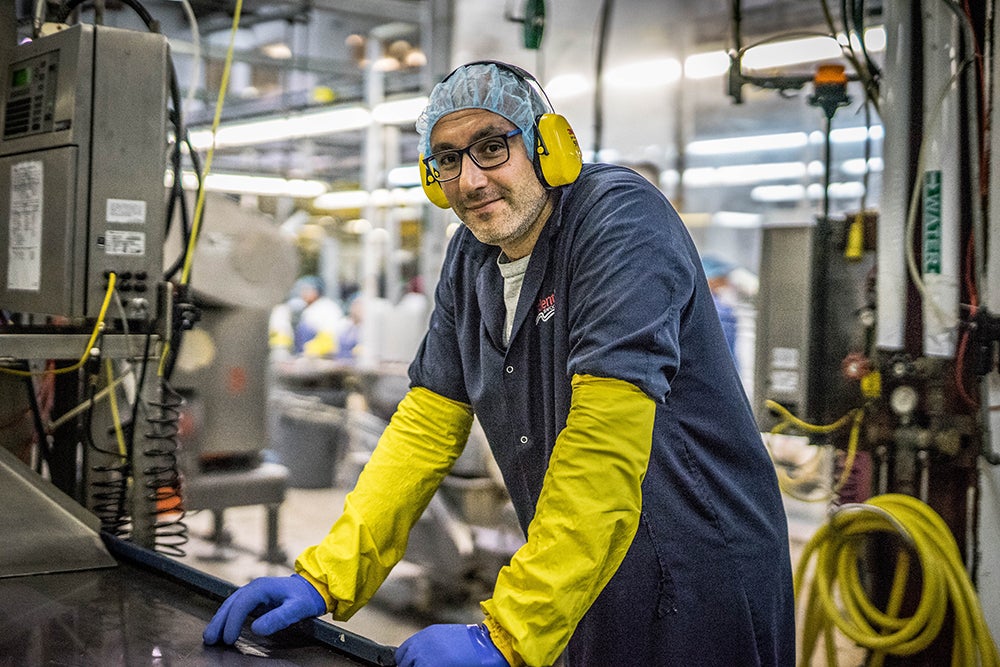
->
<box><xmin>409</xmin><ymin>164</ymin><xmax>795</xmax><ymax>666</ymax></box>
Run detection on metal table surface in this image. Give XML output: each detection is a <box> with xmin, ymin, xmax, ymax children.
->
<box><xmin>0</xmin><ymin>536</ymin><xmax>396</xmax><ymax>667</ymax></box>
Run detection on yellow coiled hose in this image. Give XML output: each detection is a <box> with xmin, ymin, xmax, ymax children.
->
<box><xmin>764</xmin><ymin>399</ymin><xmax>863</xmax><ymax>502</ymax></box>
<box><xmin>795</xmin><ymin>493</ymin><xmax>1000</xmax><ymax>667</ymax></box>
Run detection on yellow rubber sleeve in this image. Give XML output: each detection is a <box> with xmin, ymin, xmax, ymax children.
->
<box><xmin>481</xmin><ymin>374</ymin><xmax>655</xmax><ymax>667</ymax></box>
<box><xmin>294</xmin><ymin>386</ymin><xmax>473</xmax><ymax>619</ymax></box>
<box><xmin>302</xmin><ymin>330</ymin><xmax>337</xmax><ymax>357</ymax></box>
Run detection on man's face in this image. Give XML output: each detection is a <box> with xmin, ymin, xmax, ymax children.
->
<box><xmin>430</xmin><ymin>109</ymin><xmax>552</xmax><ymax>259</ymax></box>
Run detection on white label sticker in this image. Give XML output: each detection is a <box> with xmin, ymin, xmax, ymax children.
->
<box><xmin>770</xmin><ymin>347</ymin><xmax>800</xmax><ymax>370</ymax></box>
<box><xmin>104</xmin><ymin>230</ymin><xmax>146</xmax><ymax>256</ymax></box>
<box><xmin>770</xmin><ymin>369</ymin><xmax>799</xmax><ymax>393</ymax></box>
<box><xmin>106</xmin><ymin>198</ymin><xmax>147</xmax><ymax>224</ymax></box>
<box><xmin>7</xmin><ymin>161</ymin><xmax>44</xmax><ymax>291</ymax></box>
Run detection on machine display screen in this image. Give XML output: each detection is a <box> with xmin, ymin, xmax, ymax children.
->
<box><xmin>11</xmin><ymin>66</ymin><xmax>30</xmax><ymax>88</ymax></box>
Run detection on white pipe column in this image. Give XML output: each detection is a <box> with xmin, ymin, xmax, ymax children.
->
<box><xmin>979</xmin><ymin>0</ymin><xmax>1000</xmax><ymax>641</ymax></box>
<box><xmin>359</xmin><ymin>35</ymin><xmax>386</xmax><ymax>368</ymax></box>
<box><xmin>875</xmin><ymin>0</ymin><xmax>914</xmax><ymax>351</ymax></box>
<box><xmin>920</xmin><ymin>3</ymin><xmax>962</xmax><ymax>358</ymax></box>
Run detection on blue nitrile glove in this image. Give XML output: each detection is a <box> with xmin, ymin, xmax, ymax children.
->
<box><xmin>395</xmin><ymin>623</ymin><xmax>509</xmax><ymax>667</ymax></box>
<box><xmin>202</xmin><ymin>574</ymin><xmax>327</xmax><ymax>645</ymax></box>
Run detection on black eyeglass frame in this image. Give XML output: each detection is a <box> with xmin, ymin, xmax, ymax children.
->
<box><xmin>424</xmin><ymin>128</ymin><xmax>524</xmax><ymax>182</ymax></box>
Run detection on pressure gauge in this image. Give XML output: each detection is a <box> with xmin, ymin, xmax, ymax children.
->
<box><xmin>889</xmin><ymin>385</ymin><xmax>919</xmax><ymax>417</ymax></box>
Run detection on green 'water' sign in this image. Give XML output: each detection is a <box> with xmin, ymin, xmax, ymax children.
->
<box><xmin>923</xmin><ymin>170</ymin><xmax>942</xmax><ymax>275</ymax></box>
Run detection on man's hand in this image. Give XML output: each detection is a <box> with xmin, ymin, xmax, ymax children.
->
<box><xmin>203</xmin><ymin>574</ymin><xmax>327</xmax><ymax>645</ymax></box>
<box><xmin>395</xmin><ymin>624</ymin><xmax>509</xmax><ymax>667</ymax></box>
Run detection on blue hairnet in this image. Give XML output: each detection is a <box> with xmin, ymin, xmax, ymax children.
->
<box><xmin>292</xmin><ymin>275</ymin><xmax>324</xmax><ymax>297</ymax></box>
<box><xmin>416</xmin><ymin>62</ymin><xmax>548</xmax><ymax>159</ymax></box>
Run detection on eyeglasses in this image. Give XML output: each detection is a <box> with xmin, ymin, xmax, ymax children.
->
<box><xmin>424</xmin><ymin>128</ymin><xmax>523</xmax><ymax>182</ymax></box>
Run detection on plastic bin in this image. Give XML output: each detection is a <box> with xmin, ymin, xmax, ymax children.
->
<box><xmin>269</xmin><ymin>396</ymin><xmax>347</xmax><ymax>488</ymax></box>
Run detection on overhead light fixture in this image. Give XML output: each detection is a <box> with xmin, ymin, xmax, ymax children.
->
<box><xmin>817</xmin><ymin>125</ymin><xmax>884</xmax><ymax>144</ymax></box>
<box><xmin>188</xmin><ymin>105</ymin><xmax>373</xmax><ymax>150</ymax></box>
<box><xmin>372</xmin><ymin>96</ymin><xmax>429</xmax><ymax>124</ymax></box>
<box><xmin>313</xmin><ymin>189</ymin><xmax>370</xmax><ymax>210</ymax></box>
<box><xmin>605</xmin><ymin>58</ymin><xmax>682</xmax><ymax>88</ymax></box>
<box><xmin>687</xmin><ymin>132</ymin><xmax>809</xmax><ymax>155</ymax></box>
<box><xmin>168</xmin><ymin>171</ymin><xmax>327</xmax><ymax>198</ymax></box>
<box><xmin>683</xmin><ymin>161</ymin><xmax>807</xmax><ymax>187</ymax></box>
<box><xmin>543</xmin><ymin>25</ymin><xmax>887</xmax><ymax>100</ymax></box>
<box><xmin>387</xmin><ymin>165</ymin><xmax>420</xmax><ymax>187</ymax></box>
<box><xmin>685</xmin><ymin>51</ymin><xmax>731</xmax><ymax>79</ymax></box>
<box><xmin>544</xmin><ymin>73</ymin><xmax>592</xmax><ymax>99</ymax></box>
<box><xmin>750</xmin><ymin>184</ymin><xmax>807</xmax><ymax>202</ymax></box>
<box><xmin>712</xmin><ymin>211</ymin><xmax>764</xmax><ymax>228</ymax></box>
<box><xmin>750</xmin><ymin>181</ymin><xmax>866</xmax><ymax>203</ymax></box>
<box><xmin>841</xmin><ymin>157</ymin><xmax>884</xmax><ymax>175</ymax></box>
<box><xmin>312</xmin><ymin>187</ymin><xmax>425</xmax><ymax>211</ymax></box>
<box><xmin>260</xmin><ymin>42</ymin><xmax>293</xmax><ymax>60</ymax></box>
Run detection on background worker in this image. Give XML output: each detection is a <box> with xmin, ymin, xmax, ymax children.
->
<box><xmin>701</xmin><ymin>255</ymin><xmax>740</xmax><ymax>356</ymax></box>
<box><xmin>205</xmin><ymin>61</ymin><xmax>795</xmax><ymax>666</ymax></box>
<box><xmin>268</xmin><ymin>275</ymin><xmax>344</xmax><ymax>358</ymax></box>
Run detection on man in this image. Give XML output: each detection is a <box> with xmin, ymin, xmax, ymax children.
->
<box><xmin>204</xmin><ymin>62</ymin><xmax>795</xmax><ymax>666</ymax></box>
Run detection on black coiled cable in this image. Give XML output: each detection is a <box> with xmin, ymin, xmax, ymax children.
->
<box><xmin>86</xmin><ymin>382</ymin><xmax>132</xmax><ymax>539</ymax></box>
<box><xmin>140</xmin><ymin>378</ymin><xmax>188</xmax><ymax>556</ymax></box>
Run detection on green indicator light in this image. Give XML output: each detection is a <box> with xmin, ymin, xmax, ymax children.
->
<box><xmin>12</xmin><ymin>67</ymin><xmax>31</xmax><ymax>88</ymax></box>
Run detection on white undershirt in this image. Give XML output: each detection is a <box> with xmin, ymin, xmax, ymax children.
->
<box><xmin>497</xmin><ymin>253</ymin><xmax>531</xmax><ymax>346</ymax></box>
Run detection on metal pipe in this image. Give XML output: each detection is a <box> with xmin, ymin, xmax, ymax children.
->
<box><xmin>876</xmin><ymin>444</ymin><xmax>889</xmax><ymax>495</ymax></box>
<box><xmin>918</xmin><ymin>448</ymin><xmax>930</xmax><ymax>502</ymax></box>
<box><xmin>921</xmin><ymin>2</ymin><xmax>962</xmax><ymax>358</ymax></box>
<box><xmin>876</xmin><ymin>0</ymin><xmax>915</xmax><ymax>351</ymax></box>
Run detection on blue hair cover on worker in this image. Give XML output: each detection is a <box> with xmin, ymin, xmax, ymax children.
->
<box><xmin>416</xmin><ymin>62</ymin><xmax>548</xmax><ymax>160</ymax></box>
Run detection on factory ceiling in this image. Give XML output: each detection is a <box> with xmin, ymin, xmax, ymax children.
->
<box><xmin>25</xmin><ymin>0</ymin><xmax>886</xmax><ymax>219</ymax></box>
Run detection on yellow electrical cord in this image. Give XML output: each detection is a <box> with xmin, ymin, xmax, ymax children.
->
<box><xmin>0</xmin><ymin>273</ymin><xmax>117</xmax><ymax>378</ymax></box>
<box><xmin>764</xmin><ymin>399</ymin><xmax>863</xmax><ymax>501</ymax></box>
<box><xmin>105</xmin><ymin>357</ymin><xmax>128</xmax><ymax>459</ymax></box>
<box><xmin>179</xmin><ymin>0</ymin><xmax>243</xmax><ymax>288</ymax></box>
<box><xmin>159</xmin><ymin>0</ymin><xmax>243</xmax><ymax>376</ymax></box>
<box><xmin>795</xmin><ymin>493</ymin><xmax>1000</xmax><ymax>667</ymax></box>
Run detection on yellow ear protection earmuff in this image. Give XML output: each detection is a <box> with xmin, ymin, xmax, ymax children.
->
<box><xmin>419</xmin><ymin>154</ymin><xmax>452</xmax><ymax>208</ymax></box>
<box><xmin>420</xmin><ymin>60</ymin><xmax>583</xmax><ymax>208</ymax></box>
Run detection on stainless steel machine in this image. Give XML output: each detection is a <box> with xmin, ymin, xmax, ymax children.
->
<box><xmin>0</xmin><ymin>446</ymin><xmax>396</xmax><ymax>666</ymax></box>
<box><xmin>1</xmin><ymin>22</ymin><xmax>168</xmax><ymax>321</ymax></box>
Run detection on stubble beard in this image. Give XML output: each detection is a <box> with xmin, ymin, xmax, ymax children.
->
<box><xmin>458</xmin><ymin>185</ymin><xmax>550</xmax><ymax>252</ymax></box>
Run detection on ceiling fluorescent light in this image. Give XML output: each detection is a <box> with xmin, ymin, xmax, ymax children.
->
<box><xmin>605</xmin><ymin>58</ymin><xmax>682</xmax><ymax>88</ymax></box>
<box><xmin>372</xmin><ymin>96</ymin><xmax>429</xmax><ymax>124</ymax></box>
<box><xmin>175</xmin><ymin>171</ymin><xmax>327</xmax><ymax>197</ymax></box>
<box><xmin>544</xmin><ymin>73</ymin><xmax>592</xmax><ymax>99</ymax></box>
<box><xmin>683</xmin><ymin>161</ymin><xmax>807</xmax><ymax>187</ymax></box>
<box><xmin>685</xmin><ymin>51</ymin><xmax>731</xmax><ymax>79</ymax></box>
<box><xmin>827</xmin><ymin>125</ymin><xmax>884</xmax><ymax>144</ymax></box>
<box><xmin>712</xmin><ymin>211</ymin><xmax>763</xmax><ymax>228</ymax></box>
<box><xmin>750</xmin><ymin>184</ymin><xmax>806</xmax><ymax>202</ymax></box>
<box><xmin>387</xmin><ymin>165</ymin><xmax>420</xmax><ymax>187</ymax></box>
<box><xmin>743</xmin><ymin>35</ymin><xmax>843</xmax><ymax>69</ymax></box>
<box><xmin>841</xmin><ymin>157</ymin><xmax>884</xmax><ymax>175</ymax></box>
<box><xmin>313</xmin><ymin>187</ymin><xmax>425</xmax><ymax>211</ymax></box>
<box><xmin>189</xmin><ymin>106</ymin><xmax>372</xmax><ymax>150</ymax></box>
<box><xmin>687</xmin><ymin>132</ymin><xmax>809</xmax><ymax>155</ymax></box>
<box><xmin>313</xmin><ymin>190</ymin><xmax>371</xmax><ymax>210</ymax></box>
